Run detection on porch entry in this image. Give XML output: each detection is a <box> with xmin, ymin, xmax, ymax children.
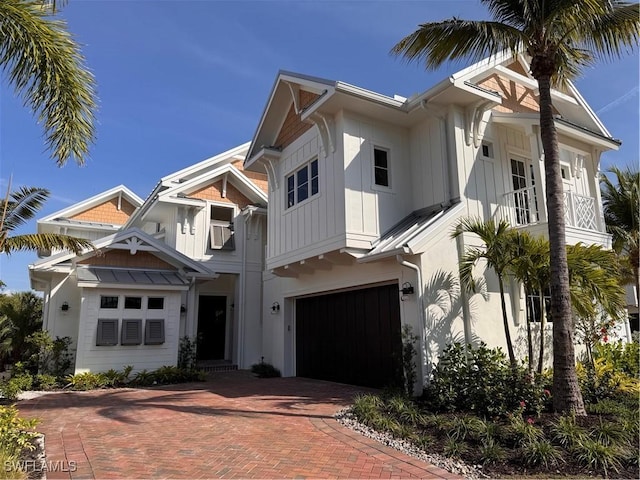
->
<box><xmin>196</xmin><ymin>295</ymin><xmax>227</xmax><ymax>361</ymax></box>
<box><xmin>509</xmin><ymin>156</ymin><xmax>539</xmax><ymax>225</ymax></box>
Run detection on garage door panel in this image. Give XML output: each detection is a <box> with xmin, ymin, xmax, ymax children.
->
<box><xmin>296</xmin><ymin>284</ymin><xmax>402</xmax><ymax>388</ymax></box>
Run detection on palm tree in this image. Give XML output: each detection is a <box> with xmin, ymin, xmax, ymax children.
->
<box><xmin>0</xmin><ymin>0</ymin><xmax>96</xmax><ymax>165</ymax></box>
<box><xmin>600</xmin><ymin>166</ymin><xmax>640</xmax><ymax>311</ymax></box>
<box><xmin>510</xmin><ymin>231</ymin><xmax>549</xmax><ymax>373</ymax></box>
<box><xmin>452</xmin><ymin>218</ymin><xmax>518</xmax><ymax>365</ymax></box>
<box><xmin>392</xmin><ymin>0</ymin><xmax>639</xmax><ymax>415</ymax></box>
<box><xmin>0</xmin><ymin>185</ymin><xmax>93</xmax><ymax>255</ymax></box>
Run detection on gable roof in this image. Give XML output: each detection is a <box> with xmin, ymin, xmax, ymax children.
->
<box><xmin>125</xmin><ymin>143</ymin><xmax>265</xmax><ymax>228</ymax></box>
<box><xmin>245</xmin><ymin>52</ymin><xmax>618</xmax><ymax>167</ymax></box>
<box><xmin>29</xmin><ymin>227</ymin><xmax>212</xmax><ymax>276</ymax></box>
<box><xmin>39</xmin><ymin>185</ymin><xmax>143</xmax><ymax>229</ymax></box>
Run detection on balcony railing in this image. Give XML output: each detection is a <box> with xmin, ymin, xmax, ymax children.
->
<box><xmin>500</xmin><ymin>187</ymin><xmax>603</xmax><ymax>232</ymax></box>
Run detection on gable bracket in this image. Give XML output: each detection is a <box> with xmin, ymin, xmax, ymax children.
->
<box><xmin>261</xmin><ymin>158</ymin><xmax>279</xmax><ymax>191</ymax></box>
<box><xmin>465</xmin><ymin>100</ymin><xmax>497</xmax><ymax>147</ymax></box>
<box><xmin>283</xmin><ymin>81</ymin><xmax>301</xmax><ymax>114</ymax></box>
<box><xmin>222</xmin><ymin>173</ymin><xmax>228</xmax><ymax>198</ymax></box>
<box><xmin>309</xmin><ymin>112</ymin><xmax>335</xmax><ymax>157</ymax></box>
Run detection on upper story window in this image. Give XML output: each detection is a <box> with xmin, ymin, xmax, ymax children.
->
<box><xmin>209</xmin><ymin>205</ymin><xmax>235</xmax><ymax>250</ymax></box>
<box><xmin>286</xmin><ymin>158</ymin><xmax>318</xmax><ymax>208</ymax></box>
<box><xmin>373</xmin><ymin>147</ymin><xmax>390</xmax><ymax>188</ymax></box>
<box><xmin>481</xmin><ymin>141</ymin><xmax>494</xmax><ymax>159</ymax></box>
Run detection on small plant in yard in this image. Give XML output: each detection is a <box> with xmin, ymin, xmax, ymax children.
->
<box><xmin>401</xmin><ymin>325</ymin><xmax>419</xmax><ymax>397</ymax></box>
<box><xmin>521</xmin><ymin>439</ymin><xmax>564</xmax><ymax>468</ymax></box>
<box><xmin>574</xmin><ymin>439</ymin><xmax>623</xmax><ymax>477</ymax></box>
<box><xmin>479</xmin><ymin>437</ymin><xmax>505</xmax><ymax>465</ymax></box>
<box><xmin>443</xmin><ymin>434</ymin><xmax>466</xmax><ymax>458</ymax></box>
<box><xmin>551</xmin><ymin>413</ymin><xmax>586</xmax><ymax>449</ymax></box>
<box><xmin>0</xmin><ymin>406</ymin><xmax>39</xmax><ymax>458</ymax></box>
<box><xmin>177</xmin><ymin>336</ymin><xmax>197</xmax><ymax>370</ymax></box>
<box><xmin>250</xmin><ymin>360</ymin><xmax>281</xmax><ymax>378</ymax></box>
<box><xmin>65</xmin><ymin>372</ymin><xmax>107</xmax><ymax>391</ymax></box>
<box><xmin>0</xmin><ymin>374</ymin><xmax>33</xmax><ymax>402</ymax></box>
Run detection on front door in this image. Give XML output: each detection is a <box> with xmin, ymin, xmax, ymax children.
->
<box><xmin>196</xmin><ymin>295</ymin><xmax>227</xmax><ymax>361</ymax></box>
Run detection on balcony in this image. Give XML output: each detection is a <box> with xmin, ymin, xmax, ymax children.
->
<box><xmin>499</xmin><ymin>187</ymin><xmax>611</xmax><ymax>247</ymax></box>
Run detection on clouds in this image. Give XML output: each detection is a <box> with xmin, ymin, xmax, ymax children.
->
<box><xmin>596</xmin><ymin>86</ymin><xmax>640</xmax><ymax>116</ymax></box>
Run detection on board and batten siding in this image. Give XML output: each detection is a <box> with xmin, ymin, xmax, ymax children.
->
<box><xmin>74</xmin><ymin>289</ymin><xmax>181</xmax><ymax>373</ymax></box>
<box><xmin>409</xmin><ymin>117</ymin><xmax>449</xmax><ymax>210</ymax></box>
<box><xmin>342</xmin><ymin>112</ymin><xmax>412</xmax><ymax>245</ymax></box>
<box><xmin>267</xmin><ymin>125</ymin><xmax>345</xmax><ymax>268</ymax></box>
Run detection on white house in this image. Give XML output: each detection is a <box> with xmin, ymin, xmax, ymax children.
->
<box><xmin>30</xmin><ymin>145</ymin><xmax>268</xmax><ymax>373</ymax></box>
<box><xmin>30</xmin><ymin>53</ymin><xmax>622</xmax><ymax>390</ymax></box>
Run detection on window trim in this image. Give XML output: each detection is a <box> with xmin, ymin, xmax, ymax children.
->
<box><xmin>371</xmin><ymin>145</ymin><xmax>392</xmax><ymax>192</ymax></box>
<box><xmin>207</xmin><ymin>203</ymin><xmax>236</xmax><ymax>252</ymax></box>
<box><xmin>285</xmin><ymin>158</ymin><xmax>319</xmax><ymax>209</ymax></box>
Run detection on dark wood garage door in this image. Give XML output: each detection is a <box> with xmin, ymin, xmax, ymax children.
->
<box><xmin>296</xmin><ymin>283</ymin><xmax>403</xmax><ymax>388</ymax></box>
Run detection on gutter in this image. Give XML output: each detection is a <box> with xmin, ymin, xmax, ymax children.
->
<box><xmin>396</xmin><ymin>254</ymin><xmax>427</xmax><ymax>392</ymax></box>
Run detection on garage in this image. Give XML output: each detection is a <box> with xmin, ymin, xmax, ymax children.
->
<box><xmin>295</xmin><ymin>283</ymin><xmax>403</xmax><ymax>388</ymax></box>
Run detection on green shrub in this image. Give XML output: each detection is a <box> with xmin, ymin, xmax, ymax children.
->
<box><xmin>443</xmin><ymin>434</ymin><xmax>467</xmax><ymax>458</ymax></box>
<box><xmin>177</xmin><ymin>336</ymin><xmax>197</xmax><ymax>370</ymax></box>
<box><xmin>521</xmin><ymin>439</ymin><xmax>564</xmax><ymax>468</ymax></box>
<box><xmin>130</xmin><ymin>366</ymin><xmax>205</xmax><ymax>386</ymax></box>
<box><xmin>551</xmin><ymin>413</ymin><xmax>586</xmax><ymax>449</ymax></box>
<box><xmin>250</xmin><ymin>361</ymin><xmax>281</xmax><ymax>378</ymax></box>
<box><xmin>0</xmin><ymin>374</ymin><xmax>34</xmax><ymax>402</ymax></box>
<box><xmin>102</xmin><ymin>366</ymin><xmax>132</xmax><ymax>387</ymax></box>
<box><xmin>401</xmin><ymin>325</ymin><xmax>419</xmax><ymax>397</ymax></box>
<box><xmin>479</xmin><ymin>437</ymin><xmax>505</xmax><ymax>465</ymax></box>
<box><xmin>65</xmin><ymin>372</ymin><xmax>108</xmax><ymax>390</ymax></box>
<box><xmin>0</xmin><ymin>406</ymin><xmax>39</xmax><ymax>457</ymax></box>
<box><xmin>593</xmin><ymin>340</ymin><xmax>639</xmax><ymax>378</ymax></box>
<box><xmin>33</xmin><ymin>373</ymin><xmax>57</xmax><ymax>391</ymax></box>
<box><xmin>423</xmin><ymin>342</ymin><xmax>548</xmax><ymax>417</ymax></box>
<box><xmin>574</xmin><ymin>439</ymin><xmax>623</xmax><ymax>477</ymax></box>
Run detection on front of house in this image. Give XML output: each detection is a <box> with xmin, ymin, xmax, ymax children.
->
<box><xmin>29</xmin><ymin>53</ymin><xmax>625</xmax><ymax>391</ymax></box>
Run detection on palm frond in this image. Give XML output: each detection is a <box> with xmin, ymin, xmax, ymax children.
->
<box><xmin>391</xmin><ymin>19</ymin><xmax>526</xmax><ymax>70</ymax></box>
<box><xmin>0</xmin><ymin>0</ymin><xmax>96</xmax><ymax>165</ymax></box>
<box><xmin>2</xmin><ymin>233</ymin><xmax>92</xmax><ymax>255</ymax></box>
<box><xmin>580</xmin><ymin>2</ymin><xmax>640</xmax><ymax>61</ymax></box>
<box><xmin>1</xmin><ymin>187</ymin><xmax>49</xmax><ymax>233</ymax></box>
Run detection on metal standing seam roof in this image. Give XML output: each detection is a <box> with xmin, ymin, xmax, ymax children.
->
<box><xmin>76</xmin><ymin>267</ymin><xmax>188</xmax><ymax>286</ymax></box>
<box><xmin>364</xmin><ymin>202</ymin><xmax>457</xmax><ymax>258</ymax></box>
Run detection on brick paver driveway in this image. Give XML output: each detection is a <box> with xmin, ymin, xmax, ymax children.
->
<box><xmin>18</xmin><ymin>371</ymin><xmax>460</xmax><ymax>479</ymax></box>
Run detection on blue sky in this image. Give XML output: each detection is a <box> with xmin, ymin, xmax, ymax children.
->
<box><xmin>1</xmin><ymin>0</ymin><xmax>638</xmax><ymax>292</ymax></box>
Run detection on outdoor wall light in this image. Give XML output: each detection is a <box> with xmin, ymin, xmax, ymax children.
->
<box><xmin>180</xmin><ymin>304</ymin><xmax>187</xmax><ymax>314</ymax></box>
<box><xmin>271</xmin><ymin>302</ymin><xmax>280</xmax><ymax>314</ymax></box>
<box><xmin>61</xmin><ymin>302</ymin><xmax>70</xmax><ymax>312</ymax></box>
<box><xmin>400</xmin><ymin>282</ymin><xmax>415</xmax><ymax>295</ymax></box>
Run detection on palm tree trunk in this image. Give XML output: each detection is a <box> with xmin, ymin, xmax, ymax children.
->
<box><xmin>498</xmin><ymin>274</ymin><xmax>516</xmax><ymax>365</ymax></box>
<box><xmin>537</xmin><ymin>75</ymin><xmax>586</xmax><ymax>415</ymax></box>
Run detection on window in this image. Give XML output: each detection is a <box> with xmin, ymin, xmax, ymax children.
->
<box><xmin>527</xmin><ymin>289</ymin><xmax>551</xmax><ymax>323</ymax></box>
<box><xmin>286</xmin><ymin>159</ymin><xmax>319</xmax><ymax>208</ymax></box>
<box><xmin>124</xmin><ymin>296</ymin><xmax>142</xmax><ymax>309</ymax></box>
<box><xmin>121</xmin><ymin>319</ymin><xmax>142</xmax><ymax>345</ymax></box>
<box><xmin>481</xmin><ymin>142</ymin><xmax>494</xmax><ymax>158</ymax></box>
<box><xmin>560</xmin><ymin>164</ymin><xmax>571</xmax><ymax>181</ymax></box>
<box><xmin>373</xmin><ymin>147</ymin><xmax>390</xmax><ymax>187</ymax></box>
<box><xmin>209</xmin><ymin>205</ymin><xmax>235</xmax><ymax>250</ymax></box>
<box><xmin>145</xmin><ymin>319</ymin><xmax>165</xmax><ymax>345</ymax></box>
<box><xmin>147</xmin><ymin>297</ymin><xmax>164</xmax><ymax>310</ymax></box>
<box><xmin>100</xmin><ymin>296</ymin><xmax>118</xmax><ymax>309</ymax></box>
<box><xmin>96</xmin><ymin>319</ymin><xmax>118</xmax><ymax>346</ymax></box>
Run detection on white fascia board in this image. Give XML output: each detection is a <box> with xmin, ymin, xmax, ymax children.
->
<box><xmin>157</xmin><ymin>196</ymin><xmax>206</xmax><ymax>208</ymax></box>
<box><xmin>333</xmin><ymin>82</ymin><xmax>406</xmax><ymax>110</ymax></box>
<box><xmin>77</xmin><ymin>282</ymin><xmax>190</xmax><ymax>291</ymax></box>
<box><xmin>451</xmin><ymin>50</ymin><xmax>514</xmax><ymax>81</ymax></box>
<box><xmin>160</xmin><ymin>142</ymin><xmax>251</xmax><ymax>184</ymax></box>
<box><xmin>39</xmin><ymin>185</ymin><xmax>143</xmax><ymax>223</ymax></box>
<box><xmin>38</xmin><ymin>219</ymin><xmax>120</xmax><ymax>231</ymax></box>
<box><xmin>491</xmin><ymin>112</ymin><xmax>620</xmax><ymax>150</ymax></box>
<box><xmin>406</xmin><ymin>203</ymin><xmax>465</xmax><ymax>253</ymax></box>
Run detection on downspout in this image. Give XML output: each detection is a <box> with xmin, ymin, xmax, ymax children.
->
<box><xmin>238</xmin><ymin>209</ymin><xmax>251</xmax><ymax>368</ymax></box>
<box><xmin>396</xmin><ymin>255</ymin><xmax>427</xmax><ymax>389</ymax></box>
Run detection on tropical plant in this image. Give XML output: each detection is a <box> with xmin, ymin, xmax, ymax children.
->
<box><xmin>510</xmin><ymin>231</ymin><xmax>549</xmax><ymax>372</ymax></box>
<box><xmin>0</xmin><ymin>185</ymin><xmax>93</xmax><ymax>256</ymax></box>
<box><xmin>452</xmin><ymin>218</ymin><xmax>518</xmax><ymax>364</ymax></box>
<box><xmin>0</xmin><ymin>0</ymin><xmax>96</xmax><ymax>165</ymax></box>
<box><xmin>393</xmin><ymin>0</ymin><xmax>639</xmax><ymax>415</ymax></box>
<box><xmin>600</xmin><ymin>166</ymin><xmax>640</xmax><ymax>307</ymax></box>
<box><xmin>0</xmin><ymin>291</ymin><xmax>43</xmax><ymax>365</ymax></box>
